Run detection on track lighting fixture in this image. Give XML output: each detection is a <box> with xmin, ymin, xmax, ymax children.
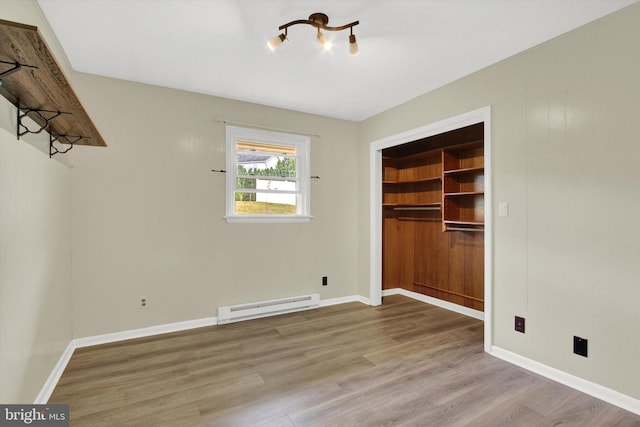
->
<box><xmin>268</xmin><ymin>13</ymin><xmax>359</xmax><ymax>56</ymax></box>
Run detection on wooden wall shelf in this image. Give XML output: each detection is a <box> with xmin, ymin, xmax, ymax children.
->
<box><xmin>0</xmin><ymin>19</ymin><xmax>106</xmax><ymax>152</ymax></box>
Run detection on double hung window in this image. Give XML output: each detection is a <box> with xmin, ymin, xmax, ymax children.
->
<box><xmin>225</xmin><ymin>126</ymin><xmax>311</xmax><ymax>223</ymax></box>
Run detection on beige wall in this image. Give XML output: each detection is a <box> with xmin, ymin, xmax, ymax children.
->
<box><xmin>0</xmin><ymin>0</ymin><xmax>75</xmax><ymax>404</ymax></box>
<box><xmin>67</xmin><ymin>74</ymin><xmax>361</xmax><ymax>338</ymax></box>
<box><xmin>360</xmin><ymin>4</ymin><xmax>640</xmax><ymax>399</ymax></box>
<box><xmin>0</xmin><ymin>101</ymin><xmax>73</xmax><ymax>404</ymax></box>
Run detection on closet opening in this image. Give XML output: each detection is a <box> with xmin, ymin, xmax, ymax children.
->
<box><xmin>369</xmin><ymin>107</ymin><xmax>492</xmax><ymax>351</ymax></box>
<box><xmin>382</xmin><ymin>123</ymin><xmax>484</xmax><ymax>311</ymax></box>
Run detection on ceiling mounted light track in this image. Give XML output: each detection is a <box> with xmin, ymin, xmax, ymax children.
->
<box><xmin>268</xmin><ymin>13</ymin><xmax>359</xmax><ymax>56</ymax></box>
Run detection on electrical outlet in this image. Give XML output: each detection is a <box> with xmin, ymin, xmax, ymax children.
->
<box><xmin>573</xmin><ymin>336</ymin><xmax>588</xmax><ymax>357</ymax></box>
<box><xmin>322</xmin><ymin>276</ymin><xmax>328</xmax><ymax>286</ymax></box>
<box><xmin>140</xmin><ymin>297</ymin><xmax>148</xmax><ymax>309</ymax></box>
<box><xmin>515</xmin><ymin>316</ymin><xmax>525</xmax><ymax>333</ymax></box>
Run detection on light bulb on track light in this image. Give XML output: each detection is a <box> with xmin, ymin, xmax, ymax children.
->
<box><xmin>267</xmin><ymin>33</ymin><xmax>286</xmax><ymax>51</ymax></box>
<box><xmin>349</xmin><ymin>34</ymin><xmax>358</xmax><ymax>56</ymax></box>
<box><xmin>317</xmin><ymin>30</ymin><xmax>332</xmax><ymax>50</ymax></box>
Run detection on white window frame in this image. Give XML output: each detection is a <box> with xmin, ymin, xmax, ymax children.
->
<box><xmin>225</xmin><ymin>125</ymin><xmax>311</xmax><ymax>224</ymax></box>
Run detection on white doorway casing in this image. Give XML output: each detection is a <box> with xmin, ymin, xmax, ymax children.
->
<box><xmin>369</xmin><ymin>106</ymin><xmax>493</xmax><ymax>352</ymax></box>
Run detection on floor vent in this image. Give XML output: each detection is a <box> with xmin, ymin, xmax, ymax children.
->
<box><xmin>217</xmin><ymin>293</ymin><xmax>320</xmax><ymax>325</ymax></box>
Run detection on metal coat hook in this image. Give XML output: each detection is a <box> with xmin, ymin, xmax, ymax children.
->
<box><xmin>17</xmin><ymin>107</ymin><xmax>71</xmax><ymax>138</ymax></box>
<box><xmin>0</xmin><ymin>59</ymin><xmax>38</xmax><ymax>81</ymax></box>
<box><xmin>49</xmin><ymin>133</ymin><xmax>89</xmax><ymax>158</ymax></box>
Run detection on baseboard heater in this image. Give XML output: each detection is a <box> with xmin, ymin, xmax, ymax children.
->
<box><xmin>217</xmin><ymin>293</ymin><xmax>320</xmax><ymax>325</ymax></box>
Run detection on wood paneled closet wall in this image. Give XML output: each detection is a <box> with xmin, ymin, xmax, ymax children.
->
<box><xmin>382</xmin><ymin>123</ymin><xmax>484</xmax><ymax>311</ymax></box>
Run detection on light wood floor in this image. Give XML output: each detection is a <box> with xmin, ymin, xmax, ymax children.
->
<box><xmin>50</xmin><ymin>295</ymin><xmax>640</xmax><ymax>426</ymax></box>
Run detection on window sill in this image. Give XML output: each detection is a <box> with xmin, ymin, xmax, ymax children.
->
<box><xmin>224</xmin><ymin>215</ymin><xmax>313</xmax><ymax>224</ymax></box>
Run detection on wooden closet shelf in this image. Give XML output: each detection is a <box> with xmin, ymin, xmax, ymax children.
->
<box><xmin>382</xmin><ymin>149</ymin><xmax>441</xmax><ymax>164</ymax></box>
<box><xmin>444</xmin><ymin>220</ymin><xmax>484</xmax><ymax>225</ymax></box>
<box><xmin>443</xmin><ymin>220</ymin><xmax>484</xmax><ymax>233</ymax></box>
<box><xmin>383</xmin><ymin>203</ymin><xmax>441</xmax><ymax>210</ymax></box>
<box><xmin>443</xmin><ymin>139</ymin><xmax>484</xmax><ymax>151</ymax></box>
<box><xmin>0</xmin><ymin>19</ymin><xmax>106</xmax><ymax>148</ymax></box>
<box><xmin>443</xmin><ymin>191</ymin><xmax>484</xmax><ymax>197</ymax></box>
<box><xmin>383</xmin><ymin>176</ymin><xmax>441</xmax><ymax>185</ymax></box>
<box><xmin>444</xmin><ymin>166</ymin><xmax>484</xmax><ymax>175</ymax></box>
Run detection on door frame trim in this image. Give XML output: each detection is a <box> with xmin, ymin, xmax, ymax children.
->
<box><xmin>368</xmin><ymin>106</ymin><xmax>493</xmax><ymax>352</ymax></box>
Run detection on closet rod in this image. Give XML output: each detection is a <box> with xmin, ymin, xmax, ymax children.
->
<box><xmin>446</xmin><ymin>227</ymin><xmax>484</xmax><ymax>232</ymax></box>
<box><xmin>214</xmin><ymin>119</ymin><xmax>321</xmax><ymax>138</ymax></box>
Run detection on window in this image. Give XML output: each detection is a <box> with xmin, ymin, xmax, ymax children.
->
<box><xmin>225</xmin><ymin>126</ymin><xmax>311</xmax><ymax>223</ymax></box>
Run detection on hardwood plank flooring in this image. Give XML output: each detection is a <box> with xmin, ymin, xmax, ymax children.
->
<box><xmin>49</xmin><ymin>295</ymin><xmax>639</xmax><ymax>426</ymax></box>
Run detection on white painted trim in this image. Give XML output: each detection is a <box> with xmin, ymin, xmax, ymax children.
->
<box><xmin>33</xmin><ymin>341</ymin><xmax>76</xmax><ymax>404</ymax></box>
<box><xmin>73</xmin><ymin>316</ymin><xmax>219</xmax><ymax>348</ymax></box>
<box><xmin>383</xmin><ymin>288</ymin><xmax>484</xmax><ymax>320</ymax></box>
<box><xmin>225</xmin><ymin>125</ymin><xmax>311</xmax><ymax>223</ymax></box>
<box><xmin>482</xmin><ymin>108</ymin><xmax>493</xmax><ymax>353</ymax></box>
<box><xmin>319</xmin><ymin>295</ymin><xmax>370</xmax><ymax>307</ymax></box>
<box><xmin>369</xmin><ymin>106</ymin><xmax>493</xmax><ymax>351</ymax></box>
<box><xmin>490</xmin><ymin>346</ymin><xmax>640</xmax><ymax>416</ymax></box>
<box><xmin>35</xmin><ymin>316</ymin><xmax>218</xmax><ymax>403</ymax></box>
<box><xmin>369</xmin><ymin>107</ymin><xmax>491</xmax><ymax>152</ymax></box>
<box><xmin>354</xmin><ymin>295</ymin><xmax>371</xmax><ymax>305</ymax></box>
<box><xmin>224</xmin><ymin>215</ymin><xmax>312</xmax><ymax>224</ymax></box>
<box><xmin>36</xmin><ymin>295</ymin><xmax>640</xmax><ymax>416</ymax></box>
<box><xmin>369</xmin><ymin>148</ymin><xmax>383</xmax><ymax>307</ymax></box>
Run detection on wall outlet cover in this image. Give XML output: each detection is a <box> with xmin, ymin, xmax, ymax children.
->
<box><xmin>573</xmin><ymin>336</ymin><xmax>588</xmax><ymax>357</ymax></box>
<box><xmin>515</xmin><ymin>316</ymin><xmax>525</xmax><ymax>333</ymax></box>
<box><xmin>499</xmin><ymin>202</ymin><xmax>509</xmax><ymax>217</ymax></box>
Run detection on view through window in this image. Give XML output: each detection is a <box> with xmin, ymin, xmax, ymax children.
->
<box><xmin>235</xmin><ymin>141</ymin><xmax>297</xmax><ymax>215</ymax></box>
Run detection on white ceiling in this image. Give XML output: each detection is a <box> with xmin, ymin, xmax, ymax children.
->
<box><xmin>37</xmin><ymin>0</ymin><xmax>637</xmax><ymax>122</ymax></box>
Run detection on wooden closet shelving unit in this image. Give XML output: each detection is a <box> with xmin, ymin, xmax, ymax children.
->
<box><xmin>0</xmin><ymin>19</ymin><xmax>106</xmax><ymax>156</ymax></box>
<box><xmin>382</xmin><ymin>149</ymin><xmax>442</xmax><ymax>210</ymax></box>
<box><xmin>442</xmin><ymin>140</ymin><xmax>485</xmax><ymax>231</ymax></box>
<box><xmin>382</xmin><ymin>126</ymin><xmax>484</xmax><ymax>311</ymax></box>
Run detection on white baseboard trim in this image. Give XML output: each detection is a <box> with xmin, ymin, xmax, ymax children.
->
<box><xmin>355</xmin><ymin>295</ymin><xmax>371</xmax><ymax>305</ymax></box>
<box><xmin>387</xmin><ymin>289</ymin><xmax>640</xmax><ymax>414</ymax></box>
<box><xmin>382</xmin><ymin>288</ymin><xmax>484</xmax><ymax>320</ymax></box>
<box><xmin>35</xmin><ymin>316</ymin><xmax>218</xmax><ymax>403</ymax></box>
<box><xmin>36</xmin><ymin>295</ymin><xmax>639</xmax><ymax>416</ymax></box>
<box><xmin>490</xmin><ymin>346</ymin><xmax>640</xmax><ymax>416</ymax></box>
<box><xmin>73</xmin><ymin>316</ymin><xmax>219</xmax><ymax>349</ymax></box>
<box><xmin>36</xmin><ymin>296</ymin><xmax>366</xmax><ymax>402</ymax></box>
<box><xmin>34</xmin><ymin>341</ymin><xmax>76</xmax><ymax>404</ymax></box>
<box><xmin>319</xmin><ymin>294</ymin><xmax>370</xmax><ymax>307</ymax></box>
